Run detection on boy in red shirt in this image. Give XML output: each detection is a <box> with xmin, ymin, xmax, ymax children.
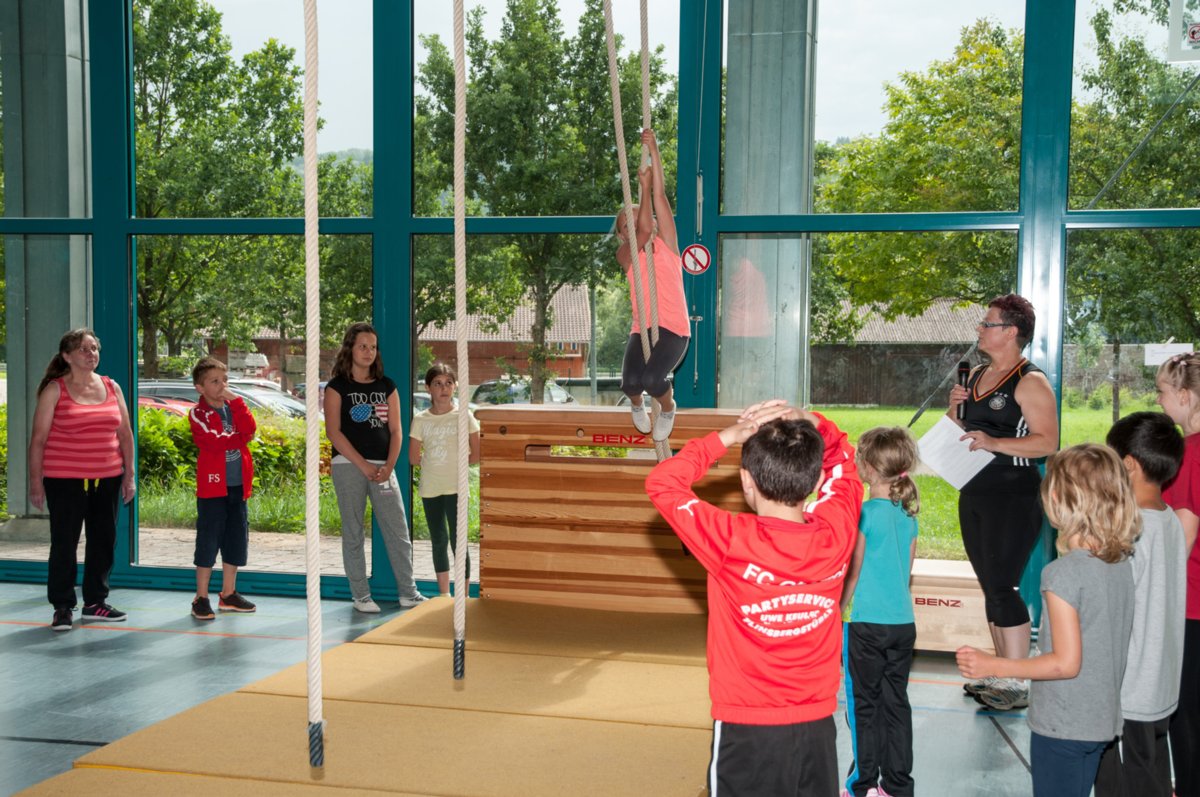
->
<box><xmin>189</xmin><ymin>357</ymin><xmax>257</xmax><ymax>620</ymax></box>
<box><xmin>646</xmin><ymin>400</ymin><xmax>861</xmax><ymax>795</ymax></box>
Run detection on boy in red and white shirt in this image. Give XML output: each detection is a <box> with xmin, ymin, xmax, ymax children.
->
<box><xmin>189</xmin><ymin>357</ymin><xmax>257</xmax><ymax>620</ymax></box>
<box><xmin>646</xmin><ymin>400</ymin><xmax>861</xmax><ymax>796</ymax></box>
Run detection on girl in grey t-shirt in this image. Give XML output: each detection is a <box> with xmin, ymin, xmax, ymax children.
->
<box><xmin>956</xmin><ymin>444</ymin><xmax>1138</xmax><ymax>797</ymax></box>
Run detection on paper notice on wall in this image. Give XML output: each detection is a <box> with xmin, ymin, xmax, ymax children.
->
<box><xmin>1145</xmin><ymin>343</ymin><xmax>1195</xmax><ymax>366</ymax></box>
<box><xmin>917</xmin><ymin>415</ymin><xmax>996</xmax><ymax>491</ymax></box>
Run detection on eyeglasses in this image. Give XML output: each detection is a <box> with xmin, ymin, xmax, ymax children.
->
<box><xmin>977</xmin><ymin>321</ymin><xmax>1014</xmax><ymax>329</ymax></box>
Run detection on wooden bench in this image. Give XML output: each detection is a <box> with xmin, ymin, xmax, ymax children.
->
<box><xmin>476</xmin><ymin>405</ymin><xmax>992</xmax><ymax>651</ymax></box>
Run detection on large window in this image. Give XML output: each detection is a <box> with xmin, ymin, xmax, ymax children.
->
<box><xmin>0</xmin><ymin>234</ymin><xmax>93</xmax><ymax>563</ymax></box>
<box><xmin>132</xmin><ymin>0</ymin><xmax>373</xmax><ymax>218</ymax></box>
<box><xmin>722</xmin><ymin>1</ymin><xmax>1026</xmax><ymax>215</ymax></box>
<box><xmin>134</xmin><ymin>233</ymin><xmax>370</xmax><ymax>576</ymax></box>
<box><xmin>1062</xmin><ymin>228</ymin><xmax>1200</xmax><ymax>446</ymax></box>
<box><xmin>0</xmin><ymin>1</ymin><xmax>92</xmax><ymax>219</ymax></box>
<box><xmin>412</xmin><ymin>0</ymin><xmax>679</xmax><ymax>217</ymax></box>
<box><xmin>1070</xmin><ymin>1</ymin><xmax>1200</xmax><ymax>210</ymax></box>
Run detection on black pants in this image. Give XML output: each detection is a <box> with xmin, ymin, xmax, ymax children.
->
<box><xmin>45</xmin><ymin>476</ymin><xmax>122</xmax><ymax>609</ymax></box>
<box><xmin>959</xmin><ymin>473</ymin><xmax>1043</xmax><ymax>627</ymax></box>
<box><xmin>1171</xmin><ymin>618</ymin><xmax>1200</xmax><ymax>797</ymax></box>
<box><xmin>708</xmin><ymin>715</ymin><xmax>837</xmax><ymax>796</ymax></box>
<box><xmin>843</xmin><ymin>622</ymin><xmax>916</xmax><ymax>797</ymax></box>
<box><xmin>1095</xmin><ymin>716</ymin><xmax>1172</xmax><ymax>797</ymax></box>
<box><xmin>422</xmin><ymin>493</ymin><xmax>470</xmax><ymax>579</ymax></box>
<box><xmin>620</xmin><ymin>329</ymin><xmax>688</xmax><ymax>399</ymax></box>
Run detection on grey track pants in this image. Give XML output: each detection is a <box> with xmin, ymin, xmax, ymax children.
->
<box><xmin>330</xmin><ymin>462</ymin><xmax>419</xmax><ymax>601</ymax></box>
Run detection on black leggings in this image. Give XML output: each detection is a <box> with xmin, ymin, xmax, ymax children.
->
<box><xmin>45</xmin><ymin>476</ymin><xmax>122</xmax><ymax>609</ymax></box>
<box><xmin>621</xmin><ymin>329</ymin><xmax>689</xmax><ymax>399</ymax></box>
<box><xmin>959</xmin><ymin>472</ymin><xmax>1044</xmax><ymax>628</ymax></box>
<box><xmin>422</xmin><ymin>493</ymin><xmax>470</xmax><ymax>579</ymax></box>
<box><xmin>1170</xmin><ymin>618</ymin><xmax>1200</xmax><ymax>797</ymax></box>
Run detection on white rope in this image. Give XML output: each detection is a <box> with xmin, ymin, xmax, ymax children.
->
<box><xmin>451</xmin><ymin>0</ymin><xmax>469</xmax><ymax>679</ymax></box>
<box><xmin>301</xmin><ymin>0</ymin><xmax>324</xmax><ymax>767</ymax></box>
<box><xmin>604</xmin><ymin>0</ymin><xmax>671</xmax><ymax>461</ymax></box>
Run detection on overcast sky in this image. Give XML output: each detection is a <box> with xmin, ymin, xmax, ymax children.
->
<box><xmin>209</xmin><ymin>0</ymin><xmax>1170</xmax><ymax>153</ymax></box>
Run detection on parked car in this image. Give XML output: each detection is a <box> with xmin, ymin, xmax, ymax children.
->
<box><xmin>471</xmin><ymin>378</ymin><xmax>576</xmax><ymax>406</ymax></box>
<box><xmin>292</xmin><ymin>381</ymin><xmax>329</xmax><ymax>412</ymax></box>
<box><xmin>139</xmin><ymin>380</ymin><xmax>310</xmax><ymax>419</ymax></box>
<box><xmin>137</xmin><ymin>395</ymin><xmax>192</xmax><ymax>417</ymax></box>
<box><xmin>230</xmin><ymin>377</ymin><xmax>287</xmax><ymax>393</ymax></box>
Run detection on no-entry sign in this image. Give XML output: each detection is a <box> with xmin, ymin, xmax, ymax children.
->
<box><xmin>681</xmin><ymin>243</ymin><xmax>711</xmax><ymax>275</ymax></box>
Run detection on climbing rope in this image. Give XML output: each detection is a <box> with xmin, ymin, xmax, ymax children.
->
<box><xmin>451</xmin><ymin>0</ymin><xmax>470</xmax><ymax>680</ymax></box>
<box><xmin>301</xmin><ymin>0</ymin><xmax>324</xmax><ymax>768</ymax></box>
<box><xmin>603</xmin><ymin>0</ymin><xmax>672</xmax><ymax>461</ymax></box>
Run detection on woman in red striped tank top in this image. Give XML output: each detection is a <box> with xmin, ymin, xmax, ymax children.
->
<box><xmin>28</xmin><ymin>329</ymin><xmax>136</xmax><ymax>632</ymax></box>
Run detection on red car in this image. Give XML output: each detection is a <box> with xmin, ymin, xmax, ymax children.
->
<box><xmin>137</xmin><ymin>395</ymin><xmax>193</xmax><ymax>417</ymax></box>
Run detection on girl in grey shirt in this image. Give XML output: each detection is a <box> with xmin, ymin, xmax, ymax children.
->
<box><xmin>956</xmin><ymin>444</ymin><xmax>1138</xmax><ymax>797</ymax></box>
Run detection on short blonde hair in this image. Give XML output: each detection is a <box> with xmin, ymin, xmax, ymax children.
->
<box><xmin>1041</xmin><ymin>444</ymin><xmax>1138</xmax><ymax>564</ymax></box>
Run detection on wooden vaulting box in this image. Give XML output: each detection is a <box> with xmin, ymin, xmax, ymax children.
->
<box><xmin>475</xmin><ymin>405</ymin><xmax>992</xmax><ymax>651</ymax></box>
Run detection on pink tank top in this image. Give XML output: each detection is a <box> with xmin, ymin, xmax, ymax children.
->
<box><xmin>43</xmin><ymin>376</ymin><xmax>125</xmax><ymax>479</ymax></box>
<box><xmin>627</xmin><ymin>236</ymin><xmax>690</xmax><ymax>339</ymax></box>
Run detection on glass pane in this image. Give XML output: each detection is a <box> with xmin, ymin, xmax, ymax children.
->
<box><xmin>133</xmin><ymin>0</ymin><xmax>373</xmax><ymax>218</ymax></box>
<box><xmin>413</xmin><ymin>0</ymin><xmax>679</xmax><ymax>217</ymax></box>
<box><xmin>722</xmin><ymin>0</ymin><xmax>1025</xmax><ymax>215</ymax></box>
<box><xmin>411</xmin><ymin>232</ymin><xmax>627</xmax><ymax>583</ymax></box>
<box><xmin>0</xmin><ymin>1</ymin><xmax>92</xmax><ymax>218</ymax></box>
<box><xmin>716</xmin><ymin>231</ymin><xmax>1019</xmax><ymax>559</ymax></box>
<box><xmin>133</xmin><ymin>234</ymin><xmax>370</xmax><ymax>576</ymax></box>
<box><xmin>1070</xmin><ymin>2</ymin><xmax>1200</xmax><ymax>210</ymax></box>
<box><xmin>413</xmin><ymin>233</ymin><xmax>621</xmax><ymax>404</ymax></box>
<box><xmin>1063</xmin><ymin>228</ymin><xmax>1200</xmax><ymax>444</ymax></box>
<box><xmin>0</xmin><ymin>234</ymin><xmax>93</xmax><ymax>562</ymax></box>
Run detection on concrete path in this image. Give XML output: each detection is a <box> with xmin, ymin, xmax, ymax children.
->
<box><xmin>0</xmin><ymin>527</ymin><xmax>478</xmax><ymax>584</ymax></box>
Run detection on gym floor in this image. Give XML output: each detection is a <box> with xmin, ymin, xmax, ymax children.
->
<box><xmin>0</xmin><ymin>582</ymin><xmax>1032</xmax><ymax>796</ymax></box>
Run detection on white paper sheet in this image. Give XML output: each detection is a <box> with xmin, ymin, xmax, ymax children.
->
<box><xmin>917</xmin><ymin>415</ymin><xmax>995</xmax><ymax>490</ymax></box>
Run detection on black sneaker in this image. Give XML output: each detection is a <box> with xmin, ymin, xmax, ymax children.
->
<box><xmin>218</xmin><ymin>591</ymin><xmax>256</xmax><ymax>613</ymax></box>
<box><xmin>81</xmin><ymin>603</ymin><xmax>127</xmax><ymax>622</ymax></box>
<box><xmin>51</xmin><ymin>607</ymin><xmax>73</xmax><ymax>632</ymax></box>
<box><xmin>191</xmin><ymin>596</ymin><xmax>215</xmax><ymax>620</ymax></box>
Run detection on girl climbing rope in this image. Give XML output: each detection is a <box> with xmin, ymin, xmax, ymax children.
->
<box><xmin>615</xmin><ymin>128</ymin><xmax>688</xmax><ymax>442</ymax></box>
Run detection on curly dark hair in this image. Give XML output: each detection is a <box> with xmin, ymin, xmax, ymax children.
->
<box><xmin>988</xmin><ymin>293</ymin><xmax>1036</xmax><ymax>348</ymax></box>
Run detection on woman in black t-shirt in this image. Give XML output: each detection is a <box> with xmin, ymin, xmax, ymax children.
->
<box><xmin>324</xmin><ymin>322</ymin><xmax>426</xmax><ymax>612</ymax></box>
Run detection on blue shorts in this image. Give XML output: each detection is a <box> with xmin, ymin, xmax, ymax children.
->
<box><xmin>194</xmin><ymin>487</ymin><xmax>249</xmax><ymax>568</ymax></box>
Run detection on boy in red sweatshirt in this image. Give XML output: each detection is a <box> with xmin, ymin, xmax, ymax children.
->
<box><xmin>188</xmin><ymin>357</ymin><xmax>257</xmax><ymax>620</ymax></box>
<box><xmin>646</xmin><ymin>399</ymin><xmax>861</xmax><ymax>796</ymax></box>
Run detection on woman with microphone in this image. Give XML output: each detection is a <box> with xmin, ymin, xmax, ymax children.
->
<box><xmin>948</xmin><ymin>294</ymin><xmax>1059</xmax><ymax>711</ymax></box>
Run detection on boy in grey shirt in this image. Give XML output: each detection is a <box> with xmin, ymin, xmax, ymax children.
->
<box><xmin>1096</xmin><ymin>412</ymin><xmax>1187</xmax><ymax>797</ymax></box>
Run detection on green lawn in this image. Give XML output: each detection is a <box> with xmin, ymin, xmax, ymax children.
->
<box><xmin>811</xmin><ymin>401</ymin><xmax>1162</xmax><ymax>560</ymax></box>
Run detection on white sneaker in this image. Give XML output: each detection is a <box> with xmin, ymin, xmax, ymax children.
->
<box><xmin>962</xmin><ymin>675</ymin><xmax>998</xmax><ymax>696</ymax></box>
<box><xmin>352</xmin><ymin>596</ymin><xmax>381</xmax><ymax>614</ymax></box>
<box><xmin>975</xmin><ymin>678</ymin><xmax>1029</xmax><ymax>710</ymax></box>
<box><xmin>630</xmin><ymin>403</ymin><xmax>651</xmax><ymax>434</ymax></box>
<box><xmin>652</xmin><ymin>409</ymin><xmax>675</xmax><ymax>442</ymax></box>
<box><xmin>399</xmin><ymin>592</ymin><xmax>428</xmax><ymax>608</ymax></box>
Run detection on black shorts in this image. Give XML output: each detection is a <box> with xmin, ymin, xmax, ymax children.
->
<box><xmin>194</xmin><ymin>487</ymin><xmax>249</xmax><ymax>568</ymax></box>
<box><xmin>708</xmin><ymin>715</ymin><xmax>837</xmax><ymax>796</ymax></box>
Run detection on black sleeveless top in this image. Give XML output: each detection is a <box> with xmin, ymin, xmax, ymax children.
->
<box><xmin>961</xmin><ymin>359</ymin><xmax>1045</xmax><ymax>490</ymax></box>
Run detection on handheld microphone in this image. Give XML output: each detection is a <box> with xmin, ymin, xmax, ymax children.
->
<box><xmin>957</xmin><ymin>361</ymin><xmax>971</xmax><ymax>421</ymax></box>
